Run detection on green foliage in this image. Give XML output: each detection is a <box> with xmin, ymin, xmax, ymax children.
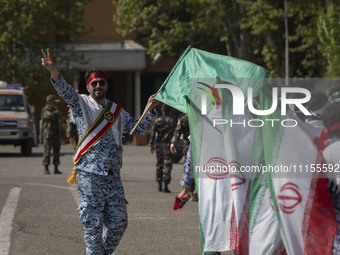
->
<box><xmin>113</xmin><ymin>0</ymin><xmax>334</xmax><ymax>78</ymax></box>
<box><xmin>113</xmin><ymin>0</ymin><xmax>228</xmax><ymax>57</ymax></box>
<box><xmin>239</xmin><ymin>0</ymin><xmax>327</xmax><ymax>77</ymax></box>
<box><xmin>288</xmin><ymin>1</ymin><xmax>326</xmax><ymax>77</ymax></box>
<box><xmin>0</xmin><ymin>0</ymin><xmax>90</xmax><ymax>95</ymax></box>
<box><xmin>317</xmin><ymin>2</ymin><xmax>340</xmax><ymax>77</ymax></box>
<box><xmin>239</xmin><ymin>0</ymin><xmax>284</xmax><ymax>77</ymax></box>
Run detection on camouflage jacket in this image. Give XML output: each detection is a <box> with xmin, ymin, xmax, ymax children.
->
<box><xmin>171</xmin><ymin>114</ymin><xmax>190</xmax><ymax>145</ymax></box>
<box><xmin>41</xmin><ymin>105</ymin><xmax>60</xmax><ymax>139</ymax></box>
<box><xmin>149</xmin><ymin>114</ymin><xmax>176</xmax><ymax>146</ymax></box>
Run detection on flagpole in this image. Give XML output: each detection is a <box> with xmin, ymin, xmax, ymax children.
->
<box><xmin>129</xmin><ymin>102</ymin><xmax>153</xmax><ymax>135</ymax></box>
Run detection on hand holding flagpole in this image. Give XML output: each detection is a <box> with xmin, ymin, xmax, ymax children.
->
<box><xmin>130</xmin><ymin>94</ymin><xmax>159</xmax><ymax>135</ymax></box>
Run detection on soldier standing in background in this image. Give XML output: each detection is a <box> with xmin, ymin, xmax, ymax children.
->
<box><xmin>41</xmin><ymin>94</ymin><xmax>62</xmax><ymax>174</ymax></box>
<box><xmin>170</xmin><ymin>114</ymin><xmax>190</xmax><ymax>160</ymax></box>
<box><xmin>149</xmin><ymin>104</ymin><xmax>176</xmax><ymax>192</ymax></box>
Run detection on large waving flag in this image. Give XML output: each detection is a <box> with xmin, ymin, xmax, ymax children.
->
<box><xmin>155</xmin><ymin>46</ymin><xmax>268</xmax><ymax>114</ymax></box>
<box><xmin>156</xmin><ymin>46</ymin><xmax>269</xmax><ymax>254</ymax></box>
<box><xmin>155</xmin><ymin>46</ymin><xmax>337</xmax><ymax>254</ymax></box>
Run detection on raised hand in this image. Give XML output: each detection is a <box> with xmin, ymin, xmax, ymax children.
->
<box><xmin>147</xmin><ymin>94</ymin><xmax>160</xmax><ymax>111</ymax></box>
<box><xmin>41</xmin><ymin>48</ymin><xmax>60</xmax><ymax>81</ymax></box>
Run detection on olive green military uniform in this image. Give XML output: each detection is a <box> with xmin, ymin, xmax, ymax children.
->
<box><xmin>171</xmin><ymin>114</ymin><xmax>190</xmax><ymax>158</ymax></box>
<box><xmin>149</xmin><ymin>114</ymin><xmax>176</xmax><ymax>190</ymax></box>
<box><xmin>41</xmin><ymin>100</ymin><xmax>61</xmax><ymax>169</ymax></box>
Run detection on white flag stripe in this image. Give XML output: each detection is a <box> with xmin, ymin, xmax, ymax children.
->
<box><xmin>272</xmin><ymin>119</ymin><xmax>318</xmax><ymax>255</ymax></box>
<box><xmin>196</xmin><ymin>106</ymin><xmax>254</xmax><ymax>252</ymax></box>
<box><xmin>198</xmin><ymin>106</ymin><xmax>233</xmax><ymax>251</ymax></box>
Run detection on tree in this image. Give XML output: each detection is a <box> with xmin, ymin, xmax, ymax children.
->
<box><xmin>0</xmin><ymin>0</ymin><xmax>90</xmax><ymax>96</ymax></box>
<box><xmin>113</xmin><ymin>0</ymin><xmax>330</xmax><ymax>78</ymax></box>
<box><xmin>239</xmin><ymin>0</ymin><xmax>327</xmax><ymax>78</ymax></box>
<box><xmin>113</xmin><ymin>0</ymin><xmax>225</xmax><ymax>57</ymax></box>
<box><xmin>288</xmin><ymin>1</ymin><xmax>327</xmax><ymax>77</ymax></box>
<box><xmin>113</xmin><ymin>0</ymin><xmax>262</xmax><ymax>62</ymax></box>
<box><xmin>238</xmin><ymin>0</ymin><xmax>285</xmax><ymax>77</ymax></box>
<box><xmin>317</xmin><ymin>2</ymin><xmax>340</xmax><ymax>77</ymax></box>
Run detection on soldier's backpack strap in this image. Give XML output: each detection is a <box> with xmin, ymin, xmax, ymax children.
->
<box><xmin>67</xmin><ymin>100</ymin><xmax>121</xmax><ymax>184</ymax></box>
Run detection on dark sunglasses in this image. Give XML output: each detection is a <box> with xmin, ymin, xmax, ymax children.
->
<box><xmin>90</xmin><ymin>80</ymin><xmax>106</xmax><ymax>87</ymax></box>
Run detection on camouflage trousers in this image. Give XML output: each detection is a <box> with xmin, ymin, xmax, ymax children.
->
<box><xmin>155</xmin><ymin>143</ymin><xmax>173</xmax><ymax>184</ymax></box>
<box><xmin>42</xmin><ymin>138</ymin><xmax>60</xmax><ymax>166</ymax></box>
<box><xmin>76</xmin><ymin>171</ymin><xmax>128</xmax><ymax>255</ymax></box>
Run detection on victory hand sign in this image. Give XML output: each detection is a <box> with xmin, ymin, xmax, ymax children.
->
<box><xmin>41</xmin><ymin>48</ymin><xmax>60</xmax><ymax>82</ymax></box>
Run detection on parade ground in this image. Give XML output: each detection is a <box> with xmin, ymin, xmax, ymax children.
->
<box><xmin>0</xmin><ymin>144</ymin><xmax>201</xmax><ymax>255</ymax></box>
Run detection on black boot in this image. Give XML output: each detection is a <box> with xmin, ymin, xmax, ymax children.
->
<box><xmin>54</xmin><ymin>165</ymin><xmax>62</xmax><ymax>174</ymax></box>
<box><xmin>44</xmin><ymin>166</ymin><xmax>50</xmax><ymax>175</ymax></box>
<box><xmin>163</xmin><ymin>183</ymin><xmax>171</xmax><ymax>193</ymax></box>
<box><xmin>158</xmin><ymin>181</ymin><xmax>162</xmax><ymax>192</ymax></box>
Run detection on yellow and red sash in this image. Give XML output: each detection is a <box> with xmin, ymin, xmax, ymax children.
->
<box><xmin>67</xmin><ymin>100</ymin><xmax>121</xmax><ymax>184</ymax></box>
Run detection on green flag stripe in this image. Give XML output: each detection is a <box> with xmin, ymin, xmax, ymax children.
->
<box><xmin>74</xmin><ymin>100</ymin><xmax>113</xmax><ymax>155</ymax></box>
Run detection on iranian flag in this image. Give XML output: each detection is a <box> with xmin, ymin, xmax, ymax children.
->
<box><xmin>188</xmin><ymin>97</ymin><xmax>255</xmax><ymax>253</ymax></box>
<box><xmin>249</xmin><ymin>88</ymin><xmax>337</xmax><ymax>255</ymax></box>
<box><xmin>155</xmin><ymin>46</ymin><xmax>337</xmax><ymax>254</ymax></box>
<box><xmin>155</xmin><ymin>46</ymin><xmax>269</xmax><ymax>254</ymax></box>
<box><xmin>248</xmin><ymin>88</ymin><xmax>285</xmax><ymax>255</ymax></box>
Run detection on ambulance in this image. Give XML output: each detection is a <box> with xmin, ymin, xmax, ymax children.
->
<box><xmin>0</xmin><ymin>81</ymin><xmax>35</xmax><ymax>156</ymax></box>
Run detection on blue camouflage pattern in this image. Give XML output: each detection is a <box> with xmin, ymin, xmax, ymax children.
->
<box><xmin>52</xmin><ymin>75</ymin><xmax>157</xmax><ymax>177</ymax></box>
<box><xmin>77</xmin><ymin>171</ymin><xmax>127</xmax><ymax>255</ymax></box>
<box><xmin>51</xmin><ymin>75</ymin><xmax>157</xmax><ymax>255</ymax></box>
<box><xmin>180</xmin><ymin>145</ymin><xmax>194</xmax><ymax>188</ymax></box>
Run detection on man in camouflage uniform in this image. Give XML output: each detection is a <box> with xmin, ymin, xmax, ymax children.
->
<box><xmin>66</xmin><ymin>117</ymin><xmax>78</xmax><ymax>151</ymax></box>
<box><xmin>149</xmin><ymin>104</ymin><xmax>176</xmax><ymax>192</ymax></box>
<box><xmin>42</xmin><ymin>48</ymin><xmax>159</xmax><ymax>255</ymax></box>
<box><xmin>41</xmin><ymin>94</ymin><xmax>62</xmax><ymax>174</ymax></box>
<box><xmin>170</xmin><ymin>114</ymin><xmax>190</xmax><ymax>159</ymax></box>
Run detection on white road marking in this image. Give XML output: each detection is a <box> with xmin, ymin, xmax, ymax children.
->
<box><xmin>0</xmin><ymin>181</ymin><xmax>79</xmax><ymax>206</ymax></box>
<box><xmin>0</xmin><ymin>181</ymin><xmax>76</xmax><ymax>191</ymax></box>
<box><xmin>26</xmin><ymin>182</ymin><xmax>79</xmax><ymax>206</ymax></box>
<box><xmin>0</xmin><ymin>187</ymin><xmax>21</xmax><ymax>255</ymax></box>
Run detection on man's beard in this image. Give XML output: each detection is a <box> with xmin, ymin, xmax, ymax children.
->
<box><xmin>91</xmin><ymin>90</ymin><xmax>105</xmax><ymax>100</ymax></box>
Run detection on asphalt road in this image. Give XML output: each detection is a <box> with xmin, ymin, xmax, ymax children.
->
<box><xmin>0</xmin><ymin>144</ymin><xmax>201</xmax><ymax>255</ymax></box>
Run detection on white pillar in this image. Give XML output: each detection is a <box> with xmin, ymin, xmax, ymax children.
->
<box><xmin>134</xmin><ymin>71</ymin><xmax>141</xmax><ymax>117</ymax></box>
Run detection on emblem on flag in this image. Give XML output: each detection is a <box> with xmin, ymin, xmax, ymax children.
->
<box><xmin>204</xmin><ymin>157</ymin><xmax>229</xmax><ymax>180</ymax></box>
<box><xmin>277</xmin><ymin>182</ymin><xmax>302</xmax><ymax>214</ymax></box>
